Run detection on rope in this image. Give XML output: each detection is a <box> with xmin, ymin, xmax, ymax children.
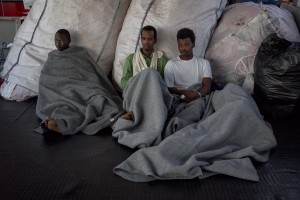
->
<box><xmin>96</xmin><ymin>0</ymin><xmax>121</xmax><ymax>62</ymax></box>
<box><xmin>1</xmin><ymin>0</ymin><xmax>48</xmax><ymax>79</ymax></box>
<box><xmin>134</xmin><ymin>0</ymin><xmax>155</xmax><ymax>52</ymax></box>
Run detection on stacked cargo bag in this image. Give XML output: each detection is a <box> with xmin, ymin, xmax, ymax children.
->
<box><xmin>254</xmin><ymin>33</ymin><xmax>300</xmax><ymax>118</ymax></box>
<box><xmin>112</xmin><ymin>0</ymin><xmax>228</xmax><ymax>90</ymax></box>
<box><xmin>0</xmin><ymin>0</ymin><xmax>131</xmax><ymax>101</ymax></box>
<box><xmin>205</xmin><ymin>2</ymin><xmax>300</xmax><ymax>94</ymax></box>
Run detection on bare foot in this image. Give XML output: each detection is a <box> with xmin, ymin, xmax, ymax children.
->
<box><xmin>45</xmin><ymin>117</ymin><xmax>60</xmax><ymax>133</ymax></box>
<box><xmin>120</xmin><ymin>111</ymin><xmax>134</xmax><ymax>121</ymax></box>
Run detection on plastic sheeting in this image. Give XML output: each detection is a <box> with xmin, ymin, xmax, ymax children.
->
<box><xmin>112</xmin><ymin>0</ymin><xmax>227</xmax><ymax>90</ymax></box>
<box><xmin>254</xmin><ymin>33</ymin><xmax>300</xmax><ymax>118</ymax></box>
<box><xmin>205</xmin><ymin>2</ymin><xmax>300</xmax><ymax>94</ymax></box>
<box><xmin>1</xmin><ymin>0</ymin><xmax>131</xmax><ymax>101</ymax></box>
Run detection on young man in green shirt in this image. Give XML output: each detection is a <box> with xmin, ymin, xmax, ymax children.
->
<box><xmin>120</xmin><ymin>25</ymin><xmax>168</xmax><ymax>89</ymax></box>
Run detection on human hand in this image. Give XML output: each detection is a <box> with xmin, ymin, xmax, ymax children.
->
<box><xmin>181</xmin><ymin>90</ymin><xmax>199</xmax><ymax>103</ymax></box>
<box><xmin>120</xmin><ymin>111</ymin><xmax>134</xmax><ymax>121</ymax></box>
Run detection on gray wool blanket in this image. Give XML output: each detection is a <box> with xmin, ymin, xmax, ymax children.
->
<box><xmin>112</xmin><ymin>68</ymin><xmax>174</xmax><ymax>148</ymax></box>
<box><xmin>36</xmin><ymin>46</ymin><xmax>123</xmax><ymax>135</ymax></box>
<box><xmin>113</xmin><ymin>70</ymin><xmax>277</xmax><ymax>182</ymax></box>
<box><xmin>112</xmin><ymin>68</ymin><xmax>205</xmax><ymax>148</ymax></box>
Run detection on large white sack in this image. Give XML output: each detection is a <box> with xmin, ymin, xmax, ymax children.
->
<box><xmin>113</xmin><ymin>0</ymin><xmax>227</xmax><ymax>90</ymax></box>
<box><xmin>1</xmin><ymin>0</ymin><xmax>131</xmax><ymax>101</ymax></box>
<box><xmin>23</xmin><ymin>0</ymin><xmax>36</xmax><ymax>9</ymax></box>
<box><xmin>205</xmin><ymin>2</ymin><xmax>300</xmax><ymax>94</ymax></box>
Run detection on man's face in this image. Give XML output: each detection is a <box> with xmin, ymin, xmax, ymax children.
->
<box><xmin>177</xmin><ymin>38</ymin><xmax>194</xmax><ymax>57</ymax></box>
<box><xmin>55</xmin><ymin>33</ymin><xmax>70</xmax><ymax>51</ymax></box>
<box><xmin>141</xmin><ymin>30</ymin><xmax>156</xmax><ymax>53</ymax></box>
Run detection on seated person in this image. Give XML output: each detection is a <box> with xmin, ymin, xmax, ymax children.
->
<box><xmin>121</xmin><ymin>28</ymin><xmax>212</xmax><ymax>124</ymax></box>
<box><xmin>120</xmin><ymin>25</ymin><xmax>168</xmax><ymax>89</ymax></box>
<box><xmin>164</xmin><ymin>28</ymin><xmax>212</xmax><ymax>103</ymax></box>
<box><xmin>36</xmin><ymin>29</ymin><xmax>128</xmax><ymax>135</ymax></box>
<box><xmin>112</xmin><ymin>28</ymin><xmax>212</xmax><ymax>148</ymax></box>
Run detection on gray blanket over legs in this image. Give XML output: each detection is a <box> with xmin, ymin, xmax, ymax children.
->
<box><xmin>112</xmin><ymin>68</ymin><xmax>174</xmax><ymax>148</ymax></box>
<box><xmin>112</xmin><ymin>68</ymin><xmax>206</xmax><ymax>148</ymax></box>
<box><xmin>36</xmin><ymin>46</ymin><xmax>123</xmax><ymax>135</ymax></box>
<box><xmin>113</xmin><ymin>83</ymin><xmax>277</xmax><ymax>182</ymax></box>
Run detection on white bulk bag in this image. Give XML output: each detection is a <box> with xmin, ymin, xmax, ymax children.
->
<box><xmin>205</xmin><ymin>2</ymin><xmax>300</xmax><ymax>94</ymax></box>
<box><xmin>113</xmin><ymin>0</ymin><xmax>227</xmax><ymax>90</ymax></box>
<box><xmin>1</xmin><ymin>0</ymin><xmax>131</xmax><ymax>101</ymax></box>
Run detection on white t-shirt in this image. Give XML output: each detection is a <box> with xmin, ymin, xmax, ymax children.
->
<box><xmin>164</xmin><ymin>56</ymin><xmax>212</xmax><ymax>89</ymax></box>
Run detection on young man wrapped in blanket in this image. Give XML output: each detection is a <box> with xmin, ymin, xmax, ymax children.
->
<box><xmin>36</xmin><ymin>29</ymin><xmax>130</xmax><ymax>135</ymax></box>
<box><xmin>113</xmin><ymin>28</ymin><xmax>212</xmax><ymax>148</ymax></box>
<box><xmin>113</xmin><ymin>28</ymin><xmax>277</xmax><ymax>182</ymax></box>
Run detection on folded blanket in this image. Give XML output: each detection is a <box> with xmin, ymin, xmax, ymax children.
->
<box><xmin>113</xmin><ymin>83</ymin><xmax>277</xmax><ymax>182</ymax></box>
<box><xmin>36</xmin><ymin>46</ymin><xmax>123</xmax><ymax>135</ymax></box>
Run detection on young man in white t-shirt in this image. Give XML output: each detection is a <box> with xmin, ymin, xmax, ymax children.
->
<box><xmin>164</xmin><ymin>28</ymin><xmax>212</xmax><ymax>103</ymax></box>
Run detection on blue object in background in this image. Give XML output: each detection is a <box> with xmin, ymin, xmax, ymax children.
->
<box><xmin>235</xmin><ymin>0</ymin><xmax>283</xmax><ymax>5</ymax></box>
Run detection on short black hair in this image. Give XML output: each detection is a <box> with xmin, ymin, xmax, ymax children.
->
<box><xmin>177</xmin><ymin>28</ymin><xmax>195</xmax><ymax>44</ymax></box>
<box><xmin>56</xmin><ymin>29</ymin><xmax>71</xmax><ymax>41</ymax></box>
<box><xmin>141</xmin><ymin>25</ymin><xmax>157</xmax><ymax>40</ymax></box>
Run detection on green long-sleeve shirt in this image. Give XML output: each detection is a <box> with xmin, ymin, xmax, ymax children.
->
<box><xmin>120</xmin><ymin>52</ymin><xmax>168</xmax><ymax>89</ymax></box>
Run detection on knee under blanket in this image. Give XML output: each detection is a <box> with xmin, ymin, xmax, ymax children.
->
<box><xmin>113</xmin><ymin>81</ymin><xmax>277</xmax><ymax>182</ymax></box>
<box><xmin>112</xmin><ymin>68</ymin><xmax>174</xmax><ymax>148</ymax></box>
<box><xmin>112</xmin><ymin>68</ymin><xmax>206</xmax><ymax>148</ymax></box>
<box><xmin>36</xmin><ymin>46</ymin><xmax>123</xmax><ymax>135</ymax></box>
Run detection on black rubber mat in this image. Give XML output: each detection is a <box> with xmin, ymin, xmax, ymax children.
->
<box><xmin>0</xmin><ymin>97</ymin><xmax>299</xmax><ymax>200</ymax></box>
